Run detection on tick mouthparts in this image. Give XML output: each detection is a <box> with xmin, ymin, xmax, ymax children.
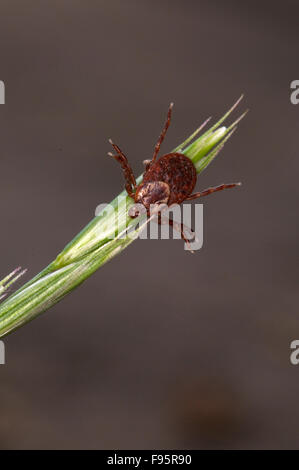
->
<box><xmin>236</xmin><ymin>182</ymin><xmax>242</xmax><ymax>186</ymax></box>
<box><xmin>170</xmin><ymin>102</ymin><xmax>174</xmax><ymax>108</ymax></box>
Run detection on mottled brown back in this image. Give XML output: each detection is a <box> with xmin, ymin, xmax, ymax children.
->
<box><xmin>143</xmin><ymin>153</ymin><xmax>197</xmax><ymax>205</ymax></box>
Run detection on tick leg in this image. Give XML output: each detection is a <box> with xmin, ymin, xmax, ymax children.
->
<box><xmin>158</xmin><ymin>213</ymin><xmax>196</xmax><ymax>253</ymax></box>
<box><xmin>151</xmin><ymin>103</ymin><xmax>173</xmax><ymax>163</ymax></box>
<box><xmin>108</xmin><ymin>139</ymin><xmax>137</xmax><ymax>198</ymax></box>
<box><xmin>143</xmin><ymin>159</ymin><xmax>151</xmax><ymax>171</ymax></box>
<box><xmin>186</xmin><ymin>182</ymin><xmax>242</xmax><ymax>201</ymax></box>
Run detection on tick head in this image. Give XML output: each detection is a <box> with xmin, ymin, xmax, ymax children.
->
<box><xmin>134</xmin><ymin>181</ymin><xmax>170</xmax><ymax>211</ymax></box>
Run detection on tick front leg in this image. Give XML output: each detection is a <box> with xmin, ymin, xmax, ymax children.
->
<box><xmin>186</xmin><ymin>182</ymin><xmax>242</xmax><ymax>201</ymax></box>
<box><xmin>108</xmin><ymin>139</ymin><xmax>137</xmax><ymax>198</ymax></box>
<box><xmin>151</xmin><ymin>102</ymin><xmax>173</xmax><ymax>163</ymax></box>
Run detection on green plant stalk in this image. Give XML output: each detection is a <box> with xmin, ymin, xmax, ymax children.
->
<box><xmin>0</xmin><ymin>267</ymin><xmax>27</xmax><ymax>301</ymax></box>
<box><xmin>0</xmin><ymin>98</ymin><xmax>246</xmax><ymax>337</ymax></box>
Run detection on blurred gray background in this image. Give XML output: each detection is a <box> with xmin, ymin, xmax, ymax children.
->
<box><xmin>0</xmin><ymin>0</ymin><xmax>299</xmax><ymax>449</ymax></box>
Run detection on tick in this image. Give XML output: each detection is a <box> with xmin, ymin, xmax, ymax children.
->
<box><xmin>108</xmin><ymin>103</ymin><xmax>241</xmax><ymax>248</ymax></box>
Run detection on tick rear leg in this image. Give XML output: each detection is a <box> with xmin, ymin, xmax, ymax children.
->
<box><xmin>158</xmin><ymin>213</ymin><xmax>196</xmax><ymax>253</ymax></box>
<box><xmin>108</xmin><ymin>139</ymin><xmax>137</xmax><ymax>198</ymax></box>
<box><xmin>186</xmin><ymin>182</ymin><xmax>241</xmax><ymax>201</ymax></box>
<box><xmin>151</xmin><ymin>102</ymin><xmax>173</xmax><ymax>164</ymax></box>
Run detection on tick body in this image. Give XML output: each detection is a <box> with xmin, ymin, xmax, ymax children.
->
<box><xmin>108</xmin><ymin>103</ymin><xmax>240</xmax><ymax>248</ymax></box>
<box><xmin>136</xmin><ymin>153</ymin><xmax>197</xmax><ymax>208</ymax></box>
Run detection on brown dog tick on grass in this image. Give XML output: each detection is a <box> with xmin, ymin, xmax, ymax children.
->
<box><xmin>108</xmin><ymin>103</ymin><xmax>241</xmax><ymax>248</ymax></box>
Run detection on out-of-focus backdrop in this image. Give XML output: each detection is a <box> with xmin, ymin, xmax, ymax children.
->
<box><xmin>0</xmin><ymin>0</ymin><xmax>298</xmax><ymax>449</ymax></box>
